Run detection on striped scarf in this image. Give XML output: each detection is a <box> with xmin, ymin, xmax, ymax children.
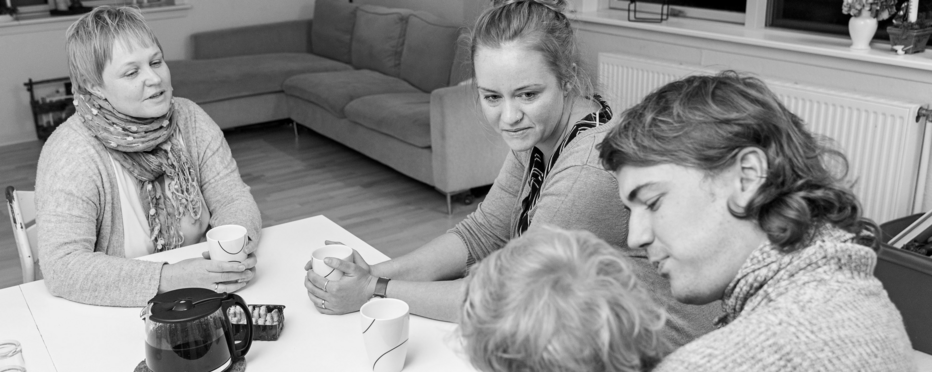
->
<box><xmin>73</xmin><ymin>89</ymin><xmax>203</xmax><ymax>251</ymax></box>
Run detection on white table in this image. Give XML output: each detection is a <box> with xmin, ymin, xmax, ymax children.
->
<box><xmin>9</xmin><ymin>215</ymin><xmax>932</xmax><ymax>371</ymax></box>
<box><xmin>0</xmin><ymin>286</ymin><xmax>57</xmax><ymax>371</ymax></box>
<box><xmin>18</xmin><ymin>216</ymin><xmax>474</xmax><ymax>371</ymax></box>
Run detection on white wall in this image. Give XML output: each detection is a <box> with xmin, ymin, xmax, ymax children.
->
<box><xmin>355</xmin><ymin>0</ymin><xmax>487</xmax><ymax>26</ymax></box>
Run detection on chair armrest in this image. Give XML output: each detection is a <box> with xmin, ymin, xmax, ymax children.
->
<box><xmin>192</xmin><ymin>19</ymin><xmax>314</xmax><ymax>60</ymax></box>
<box><xmin>429</xmin><ymin>84</ymin><xmax>509</xmax><ymax>194</ymax></box>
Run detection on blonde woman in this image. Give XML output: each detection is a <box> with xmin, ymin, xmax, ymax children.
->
<box><xmin>35</xmin><ymin>6</ymin><xmax>261</xmax><ymax>306</ymax></box>
<box><xmin>305</xmin><ymin>0</ymin><xmax>719</xmax><ymax>349</ymax></box>
<box><xmin>460</xmin><ymin>226</ymin><xmax>668</xmax><ymax>372</ymax></box>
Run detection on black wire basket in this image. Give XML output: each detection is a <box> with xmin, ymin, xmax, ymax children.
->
<box><xmin>24</xmin><ymin>77</ymin><xmax>74</xmax><ymax>141</ymax></box>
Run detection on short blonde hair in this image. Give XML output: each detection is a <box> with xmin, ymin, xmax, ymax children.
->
<box><xmin>459</xmin><ymin>226</ymin><xmax>668</xmax><ymax>372</ymax></box>
<box><xmin>65</xmin><ymin>6</ymin><xmax>162</xmax><ymax>92</ymax></box>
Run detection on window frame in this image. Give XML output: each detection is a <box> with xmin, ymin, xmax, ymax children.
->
<box><xmin>608</xmin><ymin>0</ymin><xmax>747</xmax><ymax>24</ymax></box>
<box><xmin>605</xmin><ymin>0</ymin><xmax>798</xmax><ymax>31</ymax></box>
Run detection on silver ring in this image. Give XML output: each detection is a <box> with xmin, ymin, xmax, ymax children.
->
<box><xmin>320</xmin><ymin>300</ymin><xmax>327</xmax><ymax>310</ymax></box>
<box><xmin>323</xmin><ymin>279</ymin><xmax>330</xmax><ymax>293</ymax></box>
<box><xmin>213</xmin><ymin>283</ymin><xmax>219</xmax><ymax>292</ymax></box>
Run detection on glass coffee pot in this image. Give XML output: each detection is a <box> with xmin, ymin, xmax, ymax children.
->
<box><xmin>141</xmin><ymin>288</ymin><xmax>253</xmax><ymax>372</ymax></box>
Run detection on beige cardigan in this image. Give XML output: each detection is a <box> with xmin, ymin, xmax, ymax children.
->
<box><xmin>35</xmin><ymin>98</ymin><xmax>261</xmax><ymax>307</ymax></box>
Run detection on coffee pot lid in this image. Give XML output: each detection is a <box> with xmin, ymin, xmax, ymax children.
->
<box><xmin>146</xmin><ymin>288</ymin><xmax>226</xmax><ymax>324</ymax></box>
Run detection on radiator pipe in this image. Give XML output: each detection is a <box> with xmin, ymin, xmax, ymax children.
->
<box><xmin>919</xmin><ymin>107</ymin><xmax>931</xmax><ymax>123</ymax></box>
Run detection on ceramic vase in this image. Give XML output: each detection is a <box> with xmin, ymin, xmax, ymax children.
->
<box><xmin>849</xmin><ymin>9</ymin><xmax>878</xmax><ymax>51</ymax></box>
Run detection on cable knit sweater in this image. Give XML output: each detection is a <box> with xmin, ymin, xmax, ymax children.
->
<box><xmin>656</xmin><ymin>225</ymin><xmax>916</xmax><ymax>371</ymax></box>
<box><xmin>35</xmin><ymin>98</ymin><xmax>261</xmax><ymax>307</ymax></box>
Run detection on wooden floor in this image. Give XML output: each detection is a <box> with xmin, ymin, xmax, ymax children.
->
<box><xmin>0</xmin><ymin>121</ymin><xmax>483</xmax><ymax>289</ymax></box>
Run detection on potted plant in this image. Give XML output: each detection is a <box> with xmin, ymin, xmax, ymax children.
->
<box><xmin>0</xmin><ymin>3</ymin><xmax>17</xmax><ymax>23</ymax></box>
<box><xmin>842</xmin><ymin>0</ymin><xmax>898</xmax><ymax>50</ymax></box>
<box><xmin>887</xmin><ymin>1</ymin><xmax>932</xmax><ymax>54</ymax></box>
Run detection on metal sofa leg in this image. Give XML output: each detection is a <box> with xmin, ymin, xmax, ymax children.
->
<box><xmin>446</xmin><ymin>193</ymin><xmax>453</xmax><ymax>215</ymax></box>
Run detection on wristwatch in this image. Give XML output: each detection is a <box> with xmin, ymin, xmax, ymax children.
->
<box><xmin>373</xmin><ymin>277</ymin><xmax>390</xmax><ymax>299</ymax></box>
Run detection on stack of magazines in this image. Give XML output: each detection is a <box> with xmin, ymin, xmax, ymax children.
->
<box><xmin>888</xmin><ymin>212</ymin><xmax>932</xmax><ymax>257</ymax></box>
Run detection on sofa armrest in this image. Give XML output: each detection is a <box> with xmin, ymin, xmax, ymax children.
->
<box><xmin>429</xmin><ymin>85</ymin><xmax>510</xmax><ymax>194</ymax></box>
<box><xmin>192</xmin><ymin>20</ymin><xmax>314</xmax><ymax>60</ymax></box>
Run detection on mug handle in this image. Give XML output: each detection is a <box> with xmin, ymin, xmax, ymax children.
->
<box><xmin>221</xmin><ymin>294</ymin><xmax>253</xmax><ymax>360</ymax></box>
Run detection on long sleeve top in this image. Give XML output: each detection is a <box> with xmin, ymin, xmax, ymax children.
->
<box><xmin>449</xmin><ymin>119</ymin><xmax>721</xmax><ymax>349</ymax></box>
<box><xmin>656</xmin><ymin>225</ymin><xmax>916</xmax><ymax>371</ymax></box>
<box><xmin>35</xmin><ymin>97</ymin><xmax>262</xmax><ymax>307</ymax></box>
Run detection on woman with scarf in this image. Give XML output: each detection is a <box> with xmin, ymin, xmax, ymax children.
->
<box><xmin>34</xmin><ymin>6</ymin><xmax>261</xmax><ymax>306</ymax></box>
<box><xmin>599</xmin><ymin>71</ymin><xmax>915</xmax><ymax>370</ymax></box>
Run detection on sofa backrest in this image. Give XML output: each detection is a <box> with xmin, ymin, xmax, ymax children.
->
<box><xmin>399</xmin><ymin>11</ymin><xmax>462</xmax><ymax>92</ymax></box>
<box><xmin>311</xmin><ymin>0</ymin><xmax>357</xmax><ymax>64</ymax></box>
<box><xmin>194</xmin><ymin>20</ymin><xmax>314</xmax><ymax>60</ymax></box>
<box><xmin>351</xmin><ymin>5</ymin><xmax>415</xmax><ymax>78</ymax></box>
<box><xmin>311</xmin><ymin>1</ymin><xmax>463</xmax><ymax>93</ymax></box>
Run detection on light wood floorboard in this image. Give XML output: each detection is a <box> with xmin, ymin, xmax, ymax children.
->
<box><xmin>0</xmin><ymin>122</ymin><xmax>482</xmax><ymax>289</ymax></box>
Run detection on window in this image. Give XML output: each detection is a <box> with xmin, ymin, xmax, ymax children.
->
<box><xmin>606</xmin><ymin>0</ymin><xmax>932</xmax><ymax>41</ymax></box>
<box><xmin>608</xmin><ymin>0</ymin><xmax>746</xmax><ymax>24</ymax></box>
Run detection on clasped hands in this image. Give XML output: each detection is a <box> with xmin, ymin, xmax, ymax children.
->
<box><xmin>304</xmin><ymin>241</ymin><xmax>375</xmax><ymax>315</ymax></box>
<box><xmin>159</xmin><ymin>238</ymin><xmax>259</xmax><ymax>294</ymax></box>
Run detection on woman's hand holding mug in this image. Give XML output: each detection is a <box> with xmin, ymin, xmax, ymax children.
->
<box><xmin>305</xmin><ymin>245</ymin><xmax>375</xmax><ymax>315</ymax></box>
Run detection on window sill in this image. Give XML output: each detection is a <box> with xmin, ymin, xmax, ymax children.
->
<box><xmin>572</xmin><ymin>9</ymin><xmax>932</xmax><ymax>73</ymax></box>
<box><xmin>0</xmin><ymin>3</ymin><xmax>191</xmax><ymax>36</ymax></box>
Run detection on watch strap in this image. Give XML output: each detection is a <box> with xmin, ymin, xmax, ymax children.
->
<box><xmin>373</xmin><ymin>277</ymin><xmax>390</xmax><ymax>298</ymax></box>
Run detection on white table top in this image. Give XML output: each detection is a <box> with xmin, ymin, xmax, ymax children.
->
<box><xmin>0</xmin><ymin>286</ymin><xmax>57</xmax><ymax>372</ymax></box>
<box><xmin>18</xmin><ymin>215</ymin><xmax>474</xmax><ymax>372</ymax></box>
<box><xmin>8</xmin><ymin>215</ymin><xmax>932</xmax><ymax>371</ymax></box>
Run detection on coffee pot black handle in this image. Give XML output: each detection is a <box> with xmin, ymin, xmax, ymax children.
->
<box><xmin>221</xmin><ymin>293</ymin><xmax>253</xmax><ymax>360</ymax></box>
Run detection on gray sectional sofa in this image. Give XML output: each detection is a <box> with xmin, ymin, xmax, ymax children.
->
<box><xmin>168</xmin><ymin>0</ymin><xmax>508</xmax><ymax>212</ymax></box>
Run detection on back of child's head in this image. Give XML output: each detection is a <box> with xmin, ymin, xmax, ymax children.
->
<box><xmin>459</xmin><ymin>225</ymin><xmax>668</xmax><ymax>372</ymax></box>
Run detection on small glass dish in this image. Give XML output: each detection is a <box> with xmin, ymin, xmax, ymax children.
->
<box><xmin>0</xmin><ymin>340</ymin><xmax>26</xmax><ymax>371</ymax></box>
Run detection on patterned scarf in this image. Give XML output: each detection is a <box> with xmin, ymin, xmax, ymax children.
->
<box><xmin>512</xmin><ymin>95</ymin><xmax>612</xmax><ymax>237</ymax></box>
<box><xmin>715</xmin><ymin>224</ymin><xmax>875</xmax><ymax>327</ymax></box>
<box><xmin>73</xmin><ymin>88</ymin><xmax>203</xmax><ymax>252</ymax></box>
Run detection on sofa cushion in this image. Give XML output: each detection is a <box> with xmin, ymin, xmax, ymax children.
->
<box><xmin>399</xmin><ymin>12</ymin><xmax>461</xmax><ymax>93</ymax></box>
<box><xmin>311</xmin><ymin>0</ymin><xmax>357</xmax><ymax>64</ymax></box>
<box><xmin>351</xmin><ymin>6</ymin><xmax>413</xmax><ymax>78</ymax></box>
<box><xmin>344</xmin><ymin>93</ymin><xmax>431</xmax><ymax>148</ymax></box>
<box><xmin>169</xmin><ymin>53</ymin><xmax>353</xmax><ymax>104</ymax></box>
<box><xmin>283</xmin><ymin>69</ymin><xmax>421</xmax><ymax>118</ymax></box>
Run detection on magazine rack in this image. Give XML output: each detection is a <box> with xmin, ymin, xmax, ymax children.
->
<box><xmin>24</xmin><ymin>77</ymin><xmax>73</xmax><ymax>141</ymax></box>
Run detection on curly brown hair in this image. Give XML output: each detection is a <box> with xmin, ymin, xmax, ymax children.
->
<box><xmin>599</xmin><ymin>71</ymin><xmax>877</xmax><ymax>251</ymax></box>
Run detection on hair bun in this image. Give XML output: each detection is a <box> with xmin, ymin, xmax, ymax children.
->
<box><xmin>490</xmin><ymin>0</ymin><xmax>567</xmax><ymax>13</ymax></box>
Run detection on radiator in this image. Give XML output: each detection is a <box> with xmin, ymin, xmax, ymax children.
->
<box><xmin>598</xmin><ymin>53</ymin><xmax>930</xmax><ymax>223</ymax></box>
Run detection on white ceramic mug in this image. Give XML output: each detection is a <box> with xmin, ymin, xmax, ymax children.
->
<box><xmin>360</xmin><ymin>299</ymin><xmax>410</xmax><ymax>372</ymax></box>
<box><xmin>310</xmin><ymin>244</ymin><xmax>354</xmax><ymax>280</ymax></box>
<box><xmin>206</xmin><ymin>225</ymin><xmax>248</xmax><ymax>263</ymax></box>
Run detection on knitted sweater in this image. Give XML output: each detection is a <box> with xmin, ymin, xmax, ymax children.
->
<box><xmin>656</xmin><ymin>225</ymin><xmax>916</xmax><ymax>371</ymax></box>
<box><xmin>35</xmin><ymin>98</ymin><xmax>262</xmax><ymax>307</ymax></box>
<box><xmin>450</xmin><ymin>120</ymin><xmax>721</xmax><ymax>349</ymax></box>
